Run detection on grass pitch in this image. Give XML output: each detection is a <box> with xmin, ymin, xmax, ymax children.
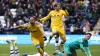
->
<box><xmin>0</xmin><ymin>44</ymin><xmax>100</xmax><ymax>56</ymax></box>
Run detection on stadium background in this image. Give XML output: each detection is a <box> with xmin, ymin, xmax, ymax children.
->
<box><xmin>0</xmin><ymin>0</ymin><xmax>100</xmax><ymax>56</ymax></box>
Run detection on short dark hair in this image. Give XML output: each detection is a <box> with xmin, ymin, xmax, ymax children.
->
<box><xmin>86</xmin><ymin>33</ymin><xmax>92</xmax><ymax>36</ymax></box>
<box><xmin>54</xmin><ymin>3</ymin><xmax>60</xmax><ymax>7</ymax></box>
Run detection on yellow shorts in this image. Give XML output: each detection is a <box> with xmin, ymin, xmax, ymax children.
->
<box><xmin>31</xmin><ymin>36</ymin><xmax>44</xmax><ymax>48</ymax></box>
<box><xmin>51</xmin><ymin>26</ymin><xmax>66</xmax><ymax>38</ymax></box>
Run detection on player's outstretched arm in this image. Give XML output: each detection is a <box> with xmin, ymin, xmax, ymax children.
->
<box><xmin>13</xmin><ymin>23</ymin><xmax>28</xmax><ymax>29</ymax></box>
<box><xmin>79</xmin><ymin>38</ymin><xmax>86</xmax><ymax>53</ymax></box>
<box><xmin>40</xmin><ymin>11</ymin><xmax>51</xmax><ymax>21</ymax></box>
<box><xmin>85</xmin><ymin>47</ymin><xmax>92</xmax><ymax>56</ymax></box>
<box><xmin>80</xmin><ymin>44</ymin><xmax>92</xmax><ymax>56</ymax></box>
<box><xmin>80</xmin><ymin>43</ymin><xmax>86</xmax><ymax>52</ymax></box>
<box><xmin>13</xmin><ymin>26</ymin><xmax>22</xmax><ymax>29</ymax></box>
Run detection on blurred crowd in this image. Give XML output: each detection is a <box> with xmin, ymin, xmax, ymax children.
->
<box><xmin>0</xmin><ymin>0</ymin><xmax>100</xmax><ymax>34</ymax></box>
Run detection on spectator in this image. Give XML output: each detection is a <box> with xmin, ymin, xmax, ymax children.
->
<box><xmin>84</xmin><ymin>20</ymin><xmax>91</xmax><ymax>32</ymax></box>
<box><xmin>0</xmin><ymin>27</ymin><xmax>4</xmax><ymax>34</ymax></box>
<box><xmin>75</xmin><ymin>24</ymin><xmax>81</xmax><ymax>34</ymax></box>
<box><xmin>82</xmin><ymin>26</ymin><xmax>87</xmax><ymax>34</ymax></box>
<box><xmin>23</xmin><ymin>16</ymin><xmax>29</xmax><ymax>23</ymax></box>
<box><xmin>86</xmin><ymin>10</ymin><xmax>92</xmax><ymax>20</ymax></box>
<box><xmin>6</xmin><ymin>18</ymin><xmax>11</xmax><ymax>28</ymax></box>
<box><xmin>83</xmin><ymin>0</ymin><xmax>90</xmax><ymax>10</ymax></box>
<box><xmin>17</xmin><ymin>19</ymin><xmax>24</xmax><ymax>26</ymax></box>
<box><xmin>0</xmin><ymin>0</ymin><xmax>99</xmax><ymax>34</ymax></box>
<box><xmin>4</xmin><ymin>8</ymin><xmax>13</xmax><ymax>19</ymax></box>
<box><xmin>0</xmin><ymin>3</ymin><xmax>6</xmax><ymax>16</ymax></box>
<box><xmin>41</xmin><ymin>0</ymin><xmax>46</xmax><ymax>7</ymax></box>
<box><xmin>70</xmin><ymin>24</ymin><xmax>75</xmax><ymax>34</ymax></box>
<box><xmin>97</xmin><ymin>2</ymin><xmax>100</xmax><ymax>17</ymax></box>
<box><xmin>16</xmin><ymin>6</ymin><xmax>24</xmax><ymax>16</ymax></box>
<box><xmin>76</xmin><ymin>18</ymin><xmax>81</xmax><ymax>27</ymax></box>
<box><xmin>91</xmin><ymin>3</ymin><xmax>97</xmax><ymax>19</ymax></box>
<box><xmin>4</xmin><ymin>9</ymin><xmax>13</xmax><ymax>27</ymax></box>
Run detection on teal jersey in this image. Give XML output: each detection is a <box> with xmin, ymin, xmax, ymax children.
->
<box><xmin>64</xmin><ymin>38</ymin><xmax>88</xmax><ymax>49</ymax></box>
<box><xmin>64</xmin><ymin>38</ymin><xmax>91</xmax><ymax>56</ymax></box>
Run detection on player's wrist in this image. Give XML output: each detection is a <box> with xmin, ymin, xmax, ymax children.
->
<box><xmin>88</xmin><ymin>54</ymin><xmax>92</xmax><ymax>56</ymax></box>
<box><xmin>43</xmin><ymin>36</ymin><xmax>47</xmax><ymax>41</ymax></box>
<box><xmin>85</xmin><ymin>52</ymin><xmax>87</xmax><ymax>55</ymax></box>
<box><xmin>85</xmin><ymin>52</ymin><xmax>91</xmax><ymax>56</ymax></box>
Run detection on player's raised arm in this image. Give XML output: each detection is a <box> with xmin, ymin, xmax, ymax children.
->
<box><xmin>62</xmin><ymin>10</ymin><xmax>69</xmax><ymax>16</ymax></box>
<box><xmin>62</xmin><ymin>6</ymin><xmax>69</xmax><ymax>16</ymax></box>
<box><xmin>40</xmin><ymin>11</ymin><xmax>51</xmax><ymax>21</ymax></box>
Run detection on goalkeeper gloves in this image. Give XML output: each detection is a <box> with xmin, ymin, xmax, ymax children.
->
<box><xmin>85</xmin><ymin>52</ymin><xmax>92</xmax><ymax>56</ymax></box>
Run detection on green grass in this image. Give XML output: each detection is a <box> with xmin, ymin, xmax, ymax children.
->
<box><xmin>0</xmin><ymin>44</ymin><xmax>100</xmax><ymax>56</ymax></box>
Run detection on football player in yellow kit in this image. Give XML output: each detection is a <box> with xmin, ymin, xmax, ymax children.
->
<box><xmin>40</xmin><ymin>3</ymin><xmax>69</xmax><ymax>51</ymax></box>
<box><xmin>14</xmin><ymin>17</ymin><xmax>45</xmax><ymax>56</ymax></box>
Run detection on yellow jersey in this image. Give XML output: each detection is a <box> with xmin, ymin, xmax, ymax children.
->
<box><xmin>20</xmin><ymin>21</ymin><xmax>44</xmax><ymax>38</ymax></box>
<box><xmin>40</xmin><ymin>10</ymin><xmax>69</xmax><ymax>27</ymax></box>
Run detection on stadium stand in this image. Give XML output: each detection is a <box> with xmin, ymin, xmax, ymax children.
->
<box><xmin>0</xmin><ymin>0</ymin><xmax>99</xmax><ymax>34</ymax></box>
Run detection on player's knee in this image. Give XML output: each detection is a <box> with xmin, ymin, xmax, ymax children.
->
<box><xmin>40</xmin><ymin>47</ymin><xmax>44</xmax><ymax>50</ymax></box>
<box><xmin>52</xmin><ymin>31</ymin><xmax>57</xmax><ymax>35</ymax></box>
<box><xmin>63</xmin><ymin>39</ymin><xmax>66</xmax><ymax>42</ymax></box>
<box><xmin>55</xmin><ymin>33</ymin><xmax>59</xmax><ymax>38</ymax></box>
<box><xmin>35</xmin><ymin>44</ymin><xmax>40</xmax><ymax>48</ymax></box>
<box><xmin>62</xmin><ymin>39</ymin><xmax>66</xmax><ymax>43</ymax></box>
<box><xmin>55</xmin><ymin>33</ymin><xmax>59</xmax><ymax>36</ymax></box>
<box><xmin>62</xmin><ymin>37</ymin><xmax>66</xmax><ymax>42</ymax></box>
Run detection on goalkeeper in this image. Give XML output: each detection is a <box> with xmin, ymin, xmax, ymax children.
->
<box><xmin>56</xmin><ymin>33</ymin><xmax>92</xmax><ymax>56</ymax></box>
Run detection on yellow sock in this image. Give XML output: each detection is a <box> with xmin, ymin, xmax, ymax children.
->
<box><xmin>37</xmin><ymin>47</ymin><xmax>44</xmax><ymax>56</ymax></box>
